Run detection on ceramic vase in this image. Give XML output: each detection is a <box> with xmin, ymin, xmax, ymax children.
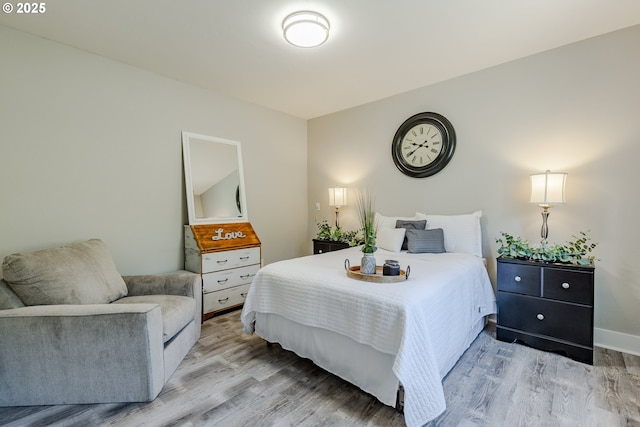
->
<box><xmin>361</xmin><ymin>252</ymin><xmax>377</xmax><ymax>274</ymax></box>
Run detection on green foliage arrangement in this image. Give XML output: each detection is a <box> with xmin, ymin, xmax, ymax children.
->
<box><xmin>356</xmin><ymin>190</ymin><xmax>377</xmax><ymax>254</ymax></box>
<box><xmin>496</xmin><ymin>231</ymin><xmax>597</xmax><ymax>266</ymax></box>
<box><xmin>315</xmin><ymin>219</ymin><xmax>361</xmax><ymax>247</ymax></box>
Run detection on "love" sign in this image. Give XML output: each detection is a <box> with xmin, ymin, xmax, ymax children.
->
<box><xmin>211</xmin><ymin>228</ymin><xmax>247</xmax><ymax>241</ymax></box>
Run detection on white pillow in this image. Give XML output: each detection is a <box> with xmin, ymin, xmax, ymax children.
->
<box><xmin>374</xmin><ymin>212</ymin><xmax>418</xmax><ymax>230</ymax></box>
<box><xmin>376</xmin><ymin>228</ymin><xmax>406</xmax><ymax>253</ymax></box>
<box><xmin>415</xmin><ymin>210</ymin><xmax>482</xmax><ymax>257</ymax></box>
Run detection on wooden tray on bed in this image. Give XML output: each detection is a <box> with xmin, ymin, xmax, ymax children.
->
<box><xmin>344</xmin><ymin>261</ymin><xmax>410</xmax><ymax>283</ymax></box>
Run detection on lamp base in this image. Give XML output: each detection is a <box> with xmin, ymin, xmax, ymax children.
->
<box><xmin>540</xmin><ymin>206</ymin><xmax>551</xmax><ymax>245</ymax></box>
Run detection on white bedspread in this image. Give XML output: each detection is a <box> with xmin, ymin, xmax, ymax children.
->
<box><xmin>241</xmin><ymin>247</ymin><xmax>496</xmax><ymax>427</ymax></box>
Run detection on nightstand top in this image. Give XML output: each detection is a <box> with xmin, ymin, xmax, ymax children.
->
<box><xmin>497</xmin><ymin>256</ymin><xmax>594</xmax><ymax>271</ymax></box>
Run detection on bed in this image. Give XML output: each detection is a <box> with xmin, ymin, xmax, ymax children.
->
<box><xmin>241</xmin><ymin>211</ymin><xmax>497</xmax><ymax>426</ymax></box>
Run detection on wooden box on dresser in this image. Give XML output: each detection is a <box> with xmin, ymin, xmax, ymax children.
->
<box><xmin>185</xmin><ymin>222</ymin><xmax>261</xmax><ymax>321</ymax></box>
<box><xmin>496</xmin><ymin>257</ymin><xmax>595</xmax><ymax>364</ymax></box>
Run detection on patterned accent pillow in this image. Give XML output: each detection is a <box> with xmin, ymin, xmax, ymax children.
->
<box><xmin>406</xmin><ymin>228</ymin><xmax>446</xmax><ymax>254</ymax></box>
<box><xmin>395</xmin><ymin>219</ymin><xmax>427</xmax><ymax>250</ymax></box>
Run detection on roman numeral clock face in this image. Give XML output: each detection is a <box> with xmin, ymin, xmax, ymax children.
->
<box><xmin>391</xmin><ymin>112</ymin><xmax>456</xmax><ymax>178</ymax></box>
<box><xmin>401</xmin><ymin>124</ymin><xmax>443</xmax><ymax>167</ymax></box>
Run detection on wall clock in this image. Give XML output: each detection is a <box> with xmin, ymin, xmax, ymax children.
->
<box><xmin>391</xmin><ymin>112</ymin><xmax>456</xmax><ymax>178</ymax></box>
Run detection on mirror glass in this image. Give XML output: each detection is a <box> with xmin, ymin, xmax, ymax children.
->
<box><xmin>182</xmin><ymin>131</ymin><xmax>248</xmax><ymax>224</ymax></box>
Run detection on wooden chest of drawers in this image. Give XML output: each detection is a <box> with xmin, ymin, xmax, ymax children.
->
<box><xmin>312</xmin><ymin>239</ymin><xmax>350</xmax><ymax>254</ymax></box>
<box><xmin>496</xmin><ymin>257</ymin><xmax>595</xmax><ymax>364</ymax></box>
<box><xmin>185</xmin><ymin>223</ymin><xmax>261</xmax><ymax>321</ymax></box>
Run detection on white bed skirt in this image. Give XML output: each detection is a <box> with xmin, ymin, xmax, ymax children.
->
<box><xmin>255</xmin><ymin>312</ymin><xmax>486</xmax><ymax>408</ymax></box>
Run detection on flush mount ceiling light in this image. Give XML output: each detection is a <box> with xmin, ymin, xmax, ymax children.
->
<box><xmin>282</xmin><ymin>11</ymin><xmax>330</xmax><ymax>48</ymax></box>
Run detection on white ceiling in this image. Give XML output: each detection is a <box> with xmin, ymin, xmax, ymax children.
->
<box><xmin>2</xmin><ymin>1</ymin><xmax>639</xmax><ymax>119</ymax></box>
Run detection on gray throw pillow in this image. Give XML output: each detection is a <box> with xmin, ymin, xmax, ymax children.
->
<box><xmin>2</xmin><ymin>239</ymin><xmax>128</xmax><ymax>306</ymax></box>
<box><xmin>396</xmin><ymin>219</ymin><xmax>427</xmax><ymax>250</ymax></box>
<box><xmin>406</xmin><ymin>228</ymin><xmax>446</xmax><ymax>254</ymax></box>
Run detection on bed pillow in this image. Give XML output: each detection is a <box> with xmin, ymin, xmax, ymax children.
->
<box><xmin>376</xmin><ymin>228</ymin><xmax>406</xmax><ymax>253</ymax></box>
<box><xmin>395</xmin><ymin>219</ymin><xmax>427</xmax><ymax>250</ymax></box>
<box><xmin>415</xmin><ymin>210</ymin><xmax>482</xmax><ymax>257</ymax></box>
<box><xmin>406</xmin><ymin>228</ymin><xmax>445</xmax><ymax>253</ymax></box>
<box><xmin>374</xmin><ymin>212</ymin><xmax>418</xmax><ymax>230</ymax></box>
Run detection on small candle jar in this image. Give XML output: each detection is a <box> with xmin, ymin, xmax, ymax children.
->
<box><xmin>383</xmin><ymin>260</ymin><xmax>400</xmax><ymax>276</ymax></box>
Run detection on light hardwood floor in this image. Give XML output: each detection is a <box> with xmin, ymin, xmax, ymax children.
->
<box><xmin>1</xmin><ymin>310</ymin><xmax>638</xmax><ymax>426</ymax></box>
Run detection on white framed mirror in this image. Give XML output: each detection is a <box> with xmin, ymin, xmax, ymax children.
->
<box><xmin>182</xmin><ymin>131</ymin><xmax>249</xmax><ymax>224</ymax></box>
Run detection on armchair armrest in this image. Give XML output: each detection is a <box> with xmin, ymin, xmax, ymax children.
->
<box><xmin>0</xmin><ymin>304</ymin><xmax>165</xmax><ymax>405</ymax></box>
<box><xmin>123</xmin><ymin>270</ymin><xmax>200</xmax><ymax>298</ymax></box>
<box><xmin>123</xmin><ymin>271</ymin><xmax>202</xmax><ymax>327</ymax></box>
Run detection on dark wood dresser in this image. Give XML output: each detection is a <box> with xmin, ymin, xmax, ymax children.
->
<box><xmin>312</xmin><ymin>239</ymin><xmax>350</xmax><ymax>254</ymax></box>
<box><xmin>496</xmin><ymin>257</ymin><xmax>595</xmax><ymax>364</ymax></box>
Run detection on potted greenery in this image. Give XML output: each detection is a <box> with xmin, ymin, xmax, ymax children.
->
<box><xmin>356</xmin><ymin>190</ymin><xmax>377</xmax><ymax>274</ymax></box>
<box><xmin>496</xmin><ymin>231</ymin><xmax>597</xmax><ymax>266</ymax></box>
<box><xmin>315</xmin><ymin>219</ymin><xmax>361</xmax><ymax>247</ymax></box>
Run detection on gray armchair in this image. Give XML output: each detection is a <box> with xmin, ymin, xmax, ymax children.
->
<box><xmin>0</xmin><ymin>239</ymin><xmax>201</xmax><ymax>406</ymax></box>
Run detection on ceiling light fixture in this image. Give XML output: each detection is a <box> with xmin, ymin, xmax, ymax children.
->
<box><xmin>282</xmin><ymin>11</ymin><xmax>329</xmax><ymax>48</ymax></box>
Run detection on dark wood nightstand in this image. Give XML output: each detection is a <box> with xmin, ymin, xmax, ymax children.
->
<box><xmin>496</xmin><ymin>257</ymin><xmax>595</xmax><ymax>364</ymax></box>
<box><xmin>313</xmin><ymin>239</ymin><xmax>350</xmax><ymax>254</ymax></box>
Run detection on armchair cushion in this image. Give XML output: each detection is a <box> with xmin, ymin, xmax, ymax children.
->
<box><xmin>113</xmin><ymin>295</ymin><xmax>195</xmax><ymax>343</ymax></box>
<box><xmin>2</xmin><ymin>239</ymin><xmax>127</xmax><ymax>306</ymax></box>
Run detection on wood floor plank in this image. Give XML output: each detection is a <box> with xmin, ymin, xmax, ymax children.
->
<box><xmin>1</xmin><ymin>310</ymin><xmax>638</xmax><ymax>427</ymax></box>
<box><xmin>622</xmin><ymin>352</ymin><xmax>640</xmax><ymax>377</ymax></box>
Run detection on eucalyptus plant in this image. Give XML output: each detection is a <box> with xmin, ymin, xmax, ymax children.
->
<box><xmin>315</xmin><ymin>219</ymin><xmax>361</xmax><ymax>246</ymax></box>
<box><xmin>496</xmin><ymin>231</ymin><xmax>597</xmax><ymax>265</ymax></box>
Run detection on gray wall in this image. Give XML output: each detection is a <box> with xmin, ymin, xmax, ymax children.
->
<box><xmin>1</xmin><ymin>21</ymin><xmax>638</xmax><ymax>351</ymax></box>
<box><xmin>308</xmin><ymin>25</ymin><xmax>640</xmax><ymax>345</ymax></box>
<box><xmin>0</xmin><ymin>25</ymin><xmax>308</xmax><ymax>273</ymax></box>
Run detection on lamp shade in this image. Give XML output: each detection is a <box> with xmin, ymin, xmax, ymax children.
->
<box><xmin>282</xmin><ymin>11</ymin><xmax>330</xmax><ymax>48</ymax></box>
<box><xmin>328</xmin><ymin>187</ymin><xmax>347</xmax><ymax>207</ymax></box>
<box><xmin>530</xmin><ymin>170</ymin><xmax>567</xmax><ymax>206</ymax></box>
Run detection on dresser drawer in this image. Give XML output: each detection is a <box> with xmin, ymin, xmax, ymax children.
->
<box><xmin>202</xmin><ymin>247</ymin><xmax>260</xmax><ymax>273</ymax></box>
<box><xmin>313</xmin><ymin>239</ymin><xmax>350</xmax><ymax>254</ymax></box>
<box><xmin>498</xmin><ymin>292</ymin><xmax>592</xmax><ymax>347</ymax></box>
<box><xmin>497</xmin><ymin>262</ymin><xmax>540</xmax><ymax>296</ymax></box>
<box><xmin>202</xmin><ymin>264</ymin><xmax>259</xmax><ymax>293</ymax></box>
<box><xmin>543</xmin><ymin>269</ymin><xmax>593</xmax><ymax>305</ymax></box>
<box><xmin>203</xmin><ymin>284</ymin><xmax>249</xmax><ymax>313</ymax></box>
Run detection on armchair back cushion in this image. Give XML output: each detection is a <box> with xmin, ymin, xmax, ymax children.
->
<box><xmin>2</xmin><ymin>239</ymin><xmax>128</xmax><ymax>306</ymax></box>
<box><xmin>0</xmin><ymin>279</ymin><xmax>25</xmax><ymax>310</ymax></box>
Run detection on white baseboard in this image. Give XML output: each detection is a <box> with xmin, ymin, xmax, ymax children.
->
<box><xmin>594</xmin><ymin>328</ymin><xmax>640</xmax><ymax>357</ymax></box>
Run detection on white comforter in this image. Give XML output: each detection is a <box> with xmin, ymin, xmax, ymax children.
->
<box><xmin>241</xmin><ymin>247</ymin><xmax>496</xmax><ymax>427</ymax></box>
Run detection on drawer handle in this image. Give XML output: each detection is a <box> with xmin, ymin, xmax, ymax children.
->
<box><xmin>562</xmin><ymin>282</ymin><xmax>570</xmax><ymax>289</ymax></box>
<box><xmin>217</xmin><ymin>260</ymin><xmax>228</xmax><ymax>265</ymax></box>
<box><xmin>217</xmin><ymin>297</ymin><xmax>229</xmax><ymax>304</ymax></box>
<box><xmin>217</xmin><ymin>278</ymin><xmax>228</xmax><ymax>285</ymax></box>
<box><xmin>514</xmin><ymin>275</ymin><xmax>522</xmax><ymax>282</ymax></box>
<box><xmin>240</xmin><ymin>256</ymin><xmax>250</xmax><ymax>261</ymax></box>
<box><xmin>240</xmin><ymin>274</ymin><xmax>250</xmax><ymax>280</ymax></box>
<box><xmin>240</xmin><ymin>292</ymin><xmax>247</xmax><ymax>298</ymax></box>
<box><xmin>536</xmin><ymin>313</ymin><xmax>545</xmax><ymax>321</ymax></box>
